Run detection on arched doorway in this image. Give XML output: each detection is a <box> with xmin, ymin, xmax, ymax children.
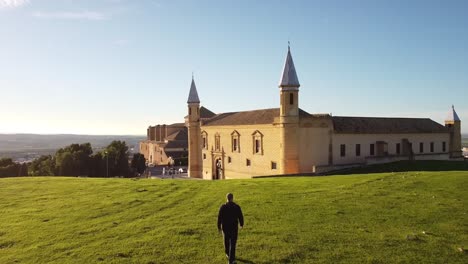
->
<box><xmin>214</xmin><ymin>158</ymin><xmax>223</xmax><ymax>180</ymax></box>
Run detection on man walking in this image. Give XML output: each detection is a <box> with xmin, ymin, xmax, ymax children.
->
<box><xmin>217</xmin><ymin>193</ymin><xmax>244</xmax><ymax>264</ymax></box>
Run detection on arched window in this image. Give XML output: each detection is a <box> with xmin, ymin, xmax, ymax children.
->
<box><xmin>231</xmin><ymin>130</ymin><xmax>240</xmax><ymax>152</ymax></box>
<box><xmin>201</xmin><ymin>131</ymin><xmax>208</xmax><ymax>149</ymax></box>
<box><xmin>290</xmin><ymin>93</ymin><xmax>294</xmax><ymax>105</ymax></box>
<box><xmin>252</xmin><ymin>130</ymin><xmax>264</xmax><ymax>155</ymax></box>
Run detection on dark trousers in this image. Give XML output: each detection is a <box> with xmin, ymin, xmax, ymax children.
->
<box><xmin>223</xmin><ymin>230</ymin><xmax>238</xmax><ymax>263</ymax></box>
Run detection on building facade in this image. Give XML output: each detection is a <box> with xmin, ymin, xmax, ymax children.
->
<box><xmin>185</xmin><ymin>46</ymin><xmax>463</xmax><ymax>179</ymax></box>
<box><xmin>139</xmin><ymin>123</ymin><xmax>188</xmax><ymax>165</ymax></box>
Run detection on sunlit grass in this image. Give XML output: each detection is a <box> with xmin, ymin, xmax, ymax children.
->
<box><xmin>0</xmin><ymin>172</ymin><xmax>467</xmax><ymax>263</ymax></box>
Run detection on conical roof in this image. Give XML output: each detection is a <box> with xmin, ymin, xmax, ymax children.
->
<box><xmin>187</xmin><ymin>77</ymin><xmax>200</xmax><ymax>103</ymax></box>
<box><xmin>279</xmin><ymin>46</ymin><xmax>300</xmax><ymax>87</ymax></box>
<box><xmin>445</xmin><ymin>105</ymin><xmax>461</xmax><ymax>121</ymax></box>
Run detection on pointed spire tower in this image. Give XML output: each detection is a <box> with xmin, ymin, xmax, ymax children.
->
<box><xmin>187</xmin><ymin>75</ymin><xmax>203</xmax><ymax>178</ymax></box>
<box><xmin>278</xmin><ymin>44</ymin><xmax>300</xmax><ymax>174</ymax></box>
<box><xmin>445</xmin><ymin>105</ymin><xmax>462</xmax><ymax>158</ymax></box>
<box><xmin>279</xmin><ymin>43</ymin><xmax>300</xmax><ymax>117</ymax></box>
<box><xmin>187</xmin><ymin>75</ymin><xmax>200</xmax><ymax>104</ymax></box>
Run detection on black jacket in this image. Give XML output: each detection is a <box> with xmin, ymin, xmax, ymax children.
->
<box><xmin>217</xmin><ymin>201</ymin><xmax>244</xmax><ymax>232</ymax></box>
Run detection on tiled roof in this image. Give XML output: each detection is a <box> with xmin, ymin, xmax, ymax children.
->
<box><xmin>332</xmin><ymin>116</ymin><xmax>448</xmax><ymax>134</ymax></box>
<box><xmin>203</xmin><ymin>108</ymin><xmax>277</xmax><ymax>126</ymax></box>
<box><xmin>200</xmin><ymin>106</ymin><xmax>216</xmax><ymax>119</ymax></box>
<box><xmin>201</xmin><ymin>107</ymin><xmax>448</xmax><ymax>134</ymax></box>
<box><xmin>165</xmin><ymin>129</ymin><xmax>187</xmax><ymax>141</ymax></box>
<box><xmin>165</xmin><ymin>140</ymin><xmax>188</xmax><ymax>149</ymax></box>
<box><xmin>202</xmin><ymin>108</ymin><xmax>311</xmax><ymax>126</ymax></box>
<box><xmin>184</xmin><ymin>106</ymin><xmax>216</xmax><ymax>120</ymax></box>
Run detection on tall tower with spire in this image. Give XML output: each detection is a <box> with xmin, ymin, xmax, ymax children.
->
<box><xmin>278</xmin><ymin>44</ymin><xmax>300</xmax><ymax>174</ymax></box>
<box><xmin>187</xmin><ymin>76</ymin><xmax>203</xmax><ymax>178</ymax></box>
<box><xmin>445</xmin><ymin>105</ymin><xmax>462</xmax><ymax>158</ymax></box>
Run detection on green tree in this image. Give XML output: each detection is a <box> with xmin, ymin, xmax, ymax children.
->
<box><xmin>29</xmin><ymin>155</ymin><xmax>56</xmax><ymax>176</ymax></box>
<box><xmin>89</xmin><ymin>152</ymin><xmax>105</xmax><ymax>177</ymax></box>
<box><xmin>18</xmin><ymin>163</ymin><xmax>28</xmax><ymax>176</ymax></box>
<box><xmin>0</xmin><ymin>159</ymin><xmax>18</xmax><ymax>177</ymax></box>
<box><xmin>55</xmin><ymin>143</ymin><xmax>93</xmax><ymax>176</ymax></box>
<box><xmin>0</xmin><ymin>158</ymin><xmax>14</xmax><ymax>167</ymax></box>
<box><xmin>131</xmin><ymin>153</ymin><xmax>146</xmax><ymax>175</ymax></box>
<box><xmin>104</xmin><ymin>141</ymin><xmax>130</xmax><ymax>177</ymax></box>
<box><xmin>58</xmin><ymin>152</ymin><xmax>74</xmax><ymax>176</ymax></box>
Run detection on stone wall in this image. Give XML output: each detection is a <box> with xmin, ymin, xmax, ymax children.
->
<box><xmin>201</xmin><ymin>124</ymin><xmax>281</xmax><ymax>179</ymax></box>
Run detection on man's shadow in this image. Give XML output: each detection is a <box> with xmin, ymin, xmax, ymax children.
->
<box><xmin>235</xmin><ymin>258</ymin><xmax>255</xmax><ymax>264</ymax></box>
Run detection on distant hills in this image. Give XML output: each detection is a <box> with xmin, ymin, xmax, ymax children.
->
<box><xmin>0</xmin><ymin>134</ymin><xmax>146</xmax><ymax>162</ymax></box>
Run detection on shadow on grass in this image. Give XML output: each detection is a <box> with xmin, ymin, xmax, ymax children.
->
<box><xmin>236</xmin><ymin>258</ymin><xmax>255</xmax><ymax>264</ymax></box>
<box><xmin>328</xmin><ymin>160</ymin><xmax>468</xmax><ymax>175</ymax></box>
<box><xmin>253</xmin><ymin>160</ymin><xmax>468</xmax><ymax>178</ymax></box>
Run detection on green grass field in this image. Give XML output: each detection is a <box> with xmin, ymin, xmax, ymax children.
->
<box><xmin>1</xmin><ymin>172</ymin><xmax>467</xmax><ymax>263</ymax></box>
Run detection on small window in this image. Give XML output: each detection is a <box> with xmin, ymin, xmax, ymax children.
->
<box><xmin>396</xmin><ymin>143</ymin><xmax>401</xmax><ymax>155</ymax></box>
<box><xmin>189</xmin><ymin>107</ymin><xmax>191</xmax><ymax>115</ymax></box>
<box><xmin>442</xmin><ymin>142</ymin><xmax>446</xmax><ymax>152</ymax></box>
<box><xmin>255</xmin><ymin>139</ymin><xmax>261</xmax><ymax>153</ymax></box>
<box><xmin>340</xmin><ymin>144</ymin><xmax>346</xmax><ymax>157</ymax></box>
<box><xmin>419</xmin><ymin>142</ymin><xmax>424</xmax><ymax>153</ymax></box>
<box><xmin>228</xmin><ymin>157</ymin><xmax>231</xmax><ymax>163</ymax></box>
<box><xmin>289</xmin><ymin>93</ymin><xmax>294</xmax><ymax>105</ymax></box>
<box><xmin>430</xmin><ymin>142</ymin><xmax>434</xmax><ymax>153</ymax></box>
<box><xmin>370</xmin><ymin>144</ymin><xmax>375</xmax><ymax>156</ymax></box>
<box><xmin>355</xmin><ymin>144</ymin><xmax>361</xmax><ymax>156</ymax></box>
<box><xmin>271</xmin><ymin>162</ymin><xmax>277</xmax><ymax>170</ymax></box>
<box><xmin>246</xmin><ymin>159</ymin><xmax>251</xmax><ymax>166</ymax></box>
<box><xmin>203</xmin><ymin>153</ymin><xmax>206</xmax><ymax>160</ymax></box>
<box><xmin>233</xmin><ymin>138</ymin><xmax>238</xmax><ymax>151</ymax></box>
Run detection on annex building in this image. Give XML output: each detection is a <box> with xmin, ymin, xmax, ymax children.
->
<box><xmin>183</xmin><ymin>46</ymin><xmax>463</xmax><ymax>179</ymax></box>
<box><xmin>139</xmin><ymin>123</ymin><xmax>188</xmax><ymax>166</ymax></box>
<box><xmin>140</xmin><ymin>108</ymin><xmax>216</xmax><ymax>166</ymax></box>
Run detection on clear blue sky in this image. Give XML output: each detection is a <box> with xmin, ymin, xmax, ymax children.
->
<box><xmin>1</xmin><ymin>0</ymin><xmax>467</xmax><ymax>135</ymax></box>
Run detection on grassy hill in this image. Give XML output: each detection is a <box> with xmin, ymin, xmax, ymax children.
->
<box><xmin>0</xmin><ymin>173</ymin><xmax>467</xmax><ymax>263</ymax></box>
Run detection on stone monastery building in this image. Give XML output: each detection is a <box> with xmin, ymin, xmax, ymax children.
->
<box><xmin>140</xmin><ymin>123</ymin><xmax>188</xmax><ymax>166</ymax></box>
<box><xmin>183</xmin><ymin>46</ymin><xmax>463</xmax><ymax>179</ymax></box>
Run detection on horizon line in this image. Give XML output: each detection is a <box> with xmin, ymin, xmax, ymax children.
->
<box><xmin>0</xmin><ymin>133</ymin><xmax>146</xmax><ymax>137</ymax></box>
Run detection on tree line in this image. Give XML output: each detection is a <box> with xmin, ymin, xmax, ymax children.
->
<box><xmin>0</xmin><ymin>158</ymin><xmax>28</xmax><ymax>177</ymax></box>
<box><xmin>0</xmin><ymin>140</ymin><xmax>146</xmax><ymax>178</ymax></box>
